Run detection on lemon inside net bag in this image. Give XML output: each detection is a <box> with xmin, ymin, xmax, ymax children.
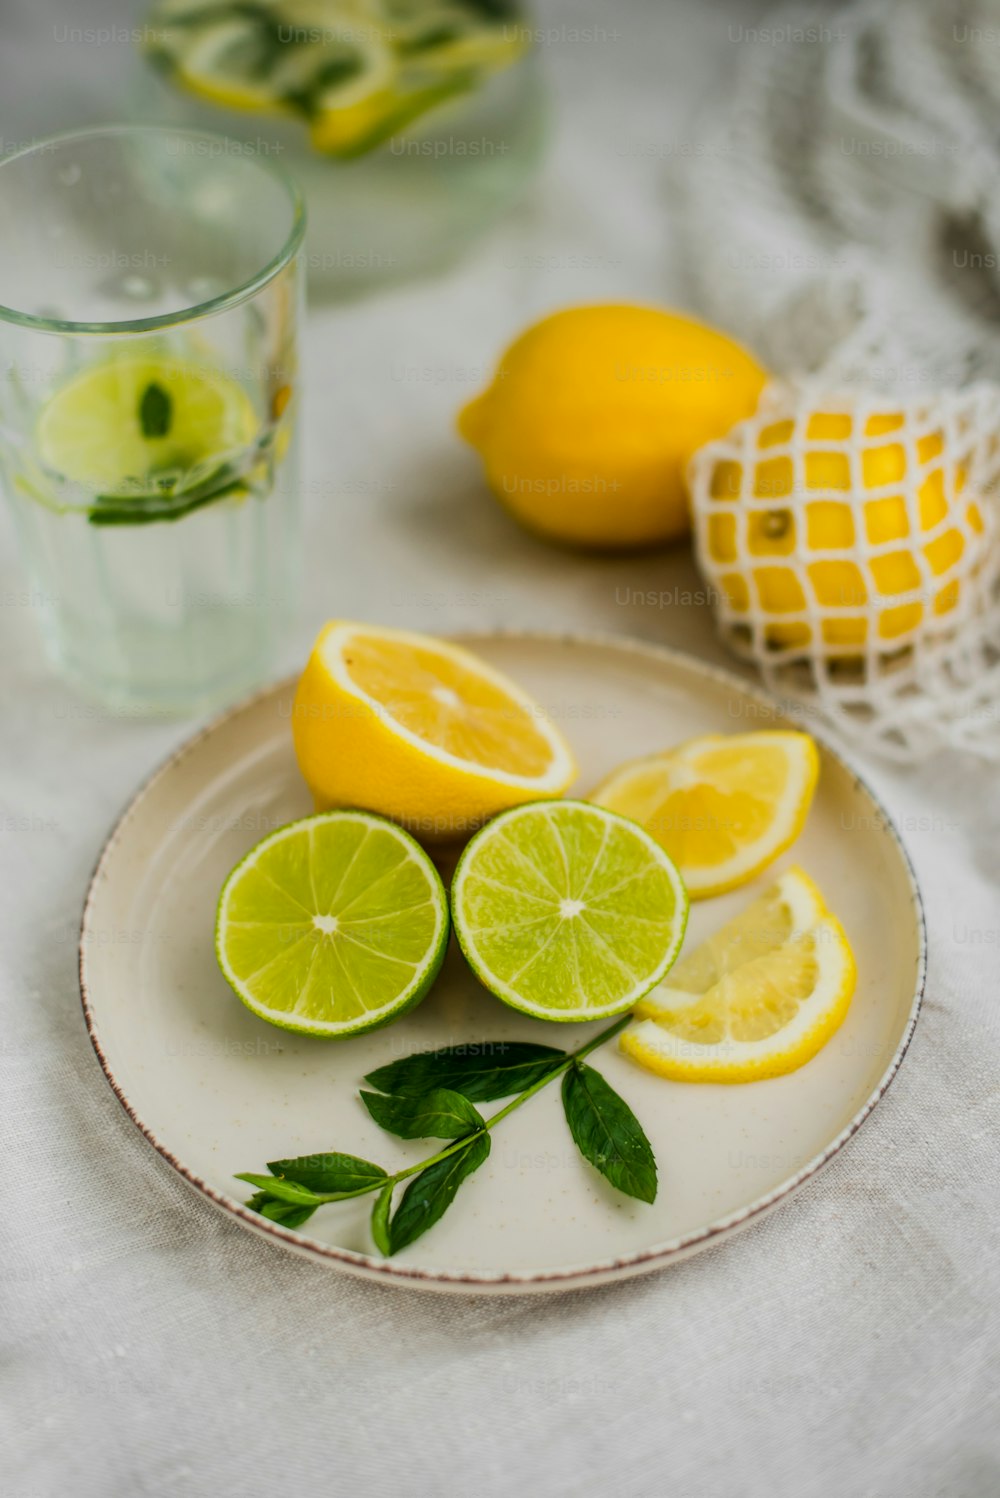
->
<box><xmin>687</xmin><ymin>381</ymin><xmax>1000</xmax><ymax>761</ymax></box>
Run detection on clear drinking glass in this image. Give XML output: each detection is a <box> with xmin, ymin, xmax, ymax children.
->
<box><xmin>0</xmin><ymin>125</ymin><xmax>305</xmax><ymax>714</ymax></box>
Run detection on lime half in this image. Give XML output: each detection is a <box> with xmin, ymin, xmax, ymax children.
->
<box><xmin>37</xmin><ymin>355</ymin><xmax>258</xmax><ymax>497</ymax></box>
<box><xmin>451</xmin><ymin>801</ymin><xmax>688</xmax><ymax>1023</ymax></box>
<box><xmin>216</xmin><ymin>811</ymin><xmax>449</xmax><ymax>1038</ymax></box>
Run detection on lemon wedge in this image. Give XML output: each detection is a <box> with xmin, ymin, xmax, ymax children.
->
<box><xmin>621</xmin><ymin>868</ymin><xmax>856</xmax><ymax>1083</ymax></box>
<box><xmin>291</xmin><ymin>622</ymin><xmax>577</xmax><ymax>841</ymax></box>
<box><xmin>589</xmin><ymin>730</ymin><xmax>819</xmax><ymax>898</ymax></box>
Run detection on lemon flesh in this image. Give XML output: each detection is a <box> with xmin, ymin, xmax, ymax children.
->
<box><xmin>37</xmin><ymin>355</ymin><xmax>258</xmax><ymax>505</ymax></box>
<box><xmin>216</xmin><ymin>810</ymin><xmax>449</xmax><ymax>1037</ymax></box>
<box><xmin>590</xmin><ymin>730</ymin><xmax>819</xmax><ymax>899</ymax></box>
<box><xmin>292</xmin><ymin>622</ymin><xmax>577</xmax><ymax>841</ymax></box>
<box><xmin>451</xmin><ymin>800</ymin><xmax>689</xmax><ymax>1022</ymax></box>
<box><xmin>458</xmin><ymin>304</ymin><xmax>767</xmax><ymax>549</ymax></box>
<box><xmin>665</xmin><ymin>865</ymin><xmax>826</xmax><ymax>990</ymax></box>
<box><xmin>622</xmin><ymin>868</ymin><xmax>856</xmax><ymax>1082</ymax></box>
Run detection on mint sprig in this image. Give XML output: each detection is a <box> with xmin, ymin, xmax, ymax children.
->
<box><xmin>237</xmin><ymin>1014</ymin><xmax>657</xmax><ymax>1257</ymax></box>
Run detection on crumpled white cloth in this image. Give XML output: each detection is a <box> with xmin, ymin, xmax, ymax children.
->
<box><xmin>1</xmin><ymin>1</ymin><xmax>999</xmax><ymax>1496</ymax></box>
<box><xmin>671</xmin><ymin>0</ymin><xmax>1000</xmax><ymax>384</ymax></box>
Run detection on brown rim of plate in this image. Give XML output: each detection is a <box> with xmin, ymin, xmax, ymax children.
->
<box><xmin>78</xmin><ymin>629</ymin><xmax>927</xmax><ymax>1293</ymax></box>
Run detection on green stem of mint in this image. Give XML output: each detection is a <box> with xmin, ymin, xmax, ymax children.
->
<box><xmin>295</xmin><ymin>1014</ymin><xmax>633</xmax><ymax>1205</ymax></box>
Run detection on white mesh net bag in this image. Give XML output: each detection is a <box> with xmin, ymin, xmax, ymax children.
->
<box><xmin>665</xmin><ymin>0</ymin><xmax>1000</xmax><ymax>758</ymax></box>
<box><xmin>687</xmin><ymin>377</ymin><xmax>1000</xmax><ymax>761</ymax></box>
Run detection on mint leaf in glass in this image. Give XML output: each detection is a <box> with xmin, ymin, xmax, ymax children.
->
<box><xmin>138</xmin><ymin>381</ymin><xmax>172</xmax><ymax>439</ymax></box>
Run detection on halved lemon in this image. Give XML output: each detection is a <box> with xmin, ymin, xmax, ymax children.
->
<box><xmin>291</xmin><ymin>622</ymin><xmax>577</xmax><ymax>841</ymax></box>
<box><xmin>621</xmin><ymin>868</ymin><xmax>856</xmax><ymax>1082</ymax></box>
<box><xmin>589</xmin><ymin>730</ymin><xmax>819</xmax><ymax>898</ymax></box>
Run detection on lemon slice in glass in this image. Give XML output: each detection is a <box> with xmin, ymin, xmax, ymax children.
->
<box><xmin>37</xmin><ymin>355</ymin><xmax>258</xmax><ymax>508</ymax></box>
<box><xmin>621</xmin><ymin>868</ymin><xmax>856</xmax><ymax>1082</ymax></box>
<box><xmin>451</xmin><ymin>800</ymin><xmax>688</xmax><ymax>1022</ymax></box>
<box><xmin>216</xmin><ymin>810</ymin><xmax>449</xmax><ymax>1038</ymax></box>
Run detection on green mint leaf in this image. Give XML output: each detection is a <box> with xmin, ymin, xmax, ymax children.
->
<box><xmin>245</xmin><ymin>1190</ymin><xmax>317</xmax><ymax>1228</ymax></box>
<box><xmin>561</xmin><ymin>1063</ymin><xmax>657</xmax><ymax>1204</ymax></box>
<box><xmin>138</xmin><ymin>382</ymin><xmax>172</xmax><ymax>439</ymax></box>
<box><xmin>371</xmin><ymin>1183</ymin><xmax>394</xmax><ymax>1256</ymax></box>
<box><xmin>389</xmin><ymin>1132</ymin><xmax>491</xmax><ymax>1254</ymax></box>
<box><xmin>266</xmin><ymin>1152</ymin><xmax>387</xmax><ymax>1194</ymax></box>
<box><xmin>365</xmin><ymin>1042</ymin><xmax>566</xmax><ymax>1103</ymax></box>
<box><xmin>360</xmin><ymin>1088</ymin><xmax>485</xmax><ymax>1141</ymax></box>
<box><xmin>235</xmin><ymin>1173</ymin><xmax>323</xmax><ymax>1206</ymax></box>
<box><xmin>259</xmin><ymin>1200</ymin><xmax>318</xmax><ymax>1230</ymax></box>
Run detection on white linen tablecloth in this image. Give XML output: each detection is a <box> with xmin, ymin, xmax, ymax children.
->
<box><xmin>1</xmin><ymin>2</ymin><xmax>997</xmax><ymax>1495</ymax></box>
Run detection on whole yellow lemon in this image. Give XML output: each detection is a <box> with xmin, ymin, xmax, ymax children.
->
<box><xmin>458</xmin><ymin>304</ymin><xmax>768</xmax><ymax>549</ymax></box>
<box><xmin>701</xmin><ymin>408</ymin><xmax>986</xmax><ymax>655</ymax></box>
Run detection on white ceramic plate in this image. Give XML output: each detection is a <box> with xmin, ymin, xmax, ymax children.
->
<box><xmin>80</xmin><ymin>633</ymin><xmax>925</xmax><ymax>1293</ymax></box>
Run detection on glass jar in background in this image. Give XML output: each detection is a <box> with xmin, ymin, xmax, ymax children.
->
<box><xmin>0</xmin><ymin>125</ymin><xmax>305</xmax><ymax>715</ymax></box>
<box><xmin>135</xmin><ymin>1</ymin><xmax>547</xmax><ymax>297</ymax></box>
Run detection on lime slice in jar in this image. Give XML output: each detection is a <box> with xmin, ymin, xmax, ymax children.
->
<box><xmin>143</xmin><ymin>0</ymin><xmax>528</xmax><ymax>158</ymax></box>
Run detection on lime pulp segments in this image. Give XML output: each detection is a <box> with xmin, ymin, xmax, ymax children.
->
<box><xmin>451</xmin><ymin>800</ymin><xmax>689</xmax><ymax>1022</ymax></box>
<box><xmin>216</xmin><ymin>811</ymin><xmax>449</xmax><ymax>1037</ymax></box>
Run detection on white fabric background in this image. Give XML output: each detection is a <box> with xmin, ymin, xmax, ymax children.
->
<box><xmin>1</xmin><ymin>3</ymin><xmax>998</xmax><ymax>1495</ymax></box>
